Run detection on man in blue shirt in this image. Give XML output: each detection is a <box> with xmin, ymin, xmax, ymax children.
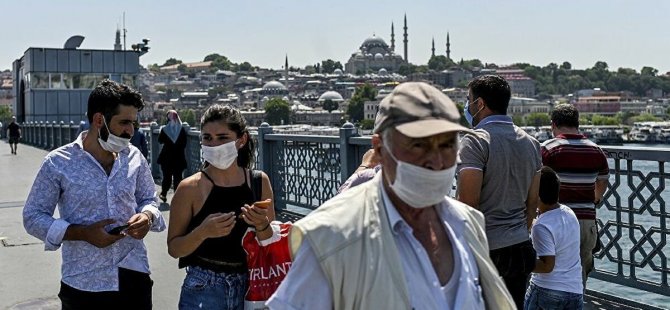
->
<box><xmin>23</xmin><ymin>79</ymin><xmax>166</xmax><ymax>309</ymax></box>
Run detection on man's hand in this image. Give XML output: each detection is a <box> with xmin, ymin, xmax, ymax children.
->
<box><xmin>71</xmin><ymin>219</ymin><xmax>124</xmax><ymax>248</ymax></box>
<box><xmin>125</xmin><ymin>212</ymin><xmax>153</xmax><ymax>240</ymax></box>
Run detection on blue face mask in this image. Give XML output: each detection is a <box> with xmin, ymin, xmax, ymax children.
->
<box><xmin>465</xmin><ymin>98</ymin><xmax>483</xmax><ymax>127</ymax></box>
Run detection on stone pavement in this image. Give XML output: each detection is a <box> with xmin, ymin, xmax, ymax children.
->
<box><xmin>0</xmin><ymin>140</ymin><xmax>664</xmax><ymax>309</ymax></box>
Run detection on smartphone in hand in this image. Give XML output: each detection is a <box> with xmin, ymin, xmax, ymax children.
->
<box><xmin>253</xmin><ymin>199</ymin><xmax>272</xmax><ymax>209</ymax></box>
<box><xmin>107</xmin><ymin>224</ymin><xmax>130</xmax><ymax>235</ymax></box>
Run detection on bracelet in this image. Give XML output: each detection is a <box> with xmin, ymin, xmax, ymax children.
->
<box><xmin>256</xmin><ymin>222</ymin><xmax>271</xmax><ymax>233</ymax></box>
<box><xmin>359</xmin><ymin>165</ymin><xmax>369</xmax><ymax>169</ymax></box>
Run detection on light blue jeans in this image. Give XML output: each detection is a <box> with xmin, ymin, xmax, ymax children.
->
<box><xmin>178</xmin><ymin>266</ymin><xmax>248</xmax><ymax>310</ymax></box>
<box><xmin>524</xmin><ymin>283</ymin><xmax>583</xmax><ymax>310</ymax></box>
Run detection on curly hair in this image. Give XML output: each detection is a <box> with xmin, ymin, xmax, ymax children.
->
<box><xmin>87</xmin><ymin>79</ymin><xmax>144</xmax><ymax>123</ymax></box>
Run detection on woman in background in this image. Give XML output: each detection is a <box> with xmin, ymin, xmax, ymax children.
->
<box><xmin>157</xmin><ymin>110</ymin><xmax>187</xmax><ymax>202</ymax></box>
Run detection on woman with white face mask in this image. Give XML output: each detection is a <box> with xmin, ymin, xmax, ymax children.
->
<box><xmin>166</xmin><ymin>104</ymin><xmax>276</xmax><ymax>310</ymax></box>
<box><xmin>157</xmin><ymin>110</ymin><xmax>187</xmax><ymax>202</ymax></box>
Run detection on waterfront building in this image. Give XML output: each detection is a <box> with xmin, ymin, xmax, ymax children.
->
<box><xmin>12</xmin><ymin>33</ymin><xmax>147</xmax><ymax>123</ymax></box>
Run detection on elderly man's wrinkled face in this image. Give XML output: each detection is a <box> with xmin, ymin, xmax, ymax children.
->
<box><xmin>375</xmin><ymin>129</ymin><xmax>458</xmax><ymax>184</ymax></box>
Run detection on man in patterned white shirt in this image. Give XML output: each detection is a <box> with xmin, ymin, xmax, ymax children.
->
<box><xmin>23</xmin><ymin>79</ymin><xmax>165</xmax><ymax>309</ymax></box>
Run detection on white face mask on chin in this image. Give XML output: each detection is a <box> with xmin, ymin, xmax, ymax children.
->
<box><xmin>384</xmin><ymin>144</ymin><xmax>456</xmax><ymax>209</ymax></box>
<box><xmin>201</xmin><ymin>140</ymin><xmax>239</xmax><ymax>170</ymax></box>
<box><xmin>98</xmin><ymin>117</ymin><xmax>130</xmax><ymax>153</ymax></box>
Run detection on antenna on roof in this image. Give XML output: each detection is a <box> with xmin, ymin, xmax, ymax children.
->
<box><xmin>123</xmin><ymin>12</ymin><xmax>127</xmax><ymax>50</ymax></box>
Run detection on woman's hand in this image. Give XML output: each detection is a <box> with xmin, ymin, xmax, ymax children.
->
<box><xmin>240</xmin><ymin>200</ymin><xmax>270</xmax><ymax>230</ymax></box>
<box><xmin>195</xmin><ymin>212</ymin><xmax>236</xmax><ymax>239</ymax></box>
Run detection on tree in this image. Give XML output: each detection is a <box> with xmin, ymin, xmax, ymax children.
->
<box><xmin>322</xmin><ymin>99</ymin><xmax>339</xmax><ymax>113</ymax></box>
<box><xmin>359</xmin><ymin>119</ymin><xmax>375</xmax><ymax>130</ymax></box>
<box><xmin>428</xmin><ymin>55</ymin><xmax>451</xmax><ymax>71</ymax></box>
<box><xmin>632</xmin><ymin>113</ymin><xmax>661</xmax><ymax>122</ymax></box>
<box><xmin>204</xmin><ymin>53</ymin><xmax>233</xmax><ymax>71</ymax></box>
<box><xmin>321</xmin><ymin>59</ymin><xmax>343</xmax><ymax>74</ymax></box>
<box><xmin>346</xmin><ymin>83</ymin><xmax>378</xmax><ymax>123</ymax></box>
<box><xmin>163</xmin><ymin>58</ymin><xmax>182</xmax><ymax>66</ymax></box>
<box><xmin>238</xmin><ymin>62</ymin><xmax>253</xmax><ymax>72</ymax></box>
<box><xmin>178</xmin><ymin>109</ymin><xmax>196</xmax><ymax>126</ymax></box>
<box><xmin>264</xmin><ymin>98</ymin><xmax>291</xmax><ymax>125</ymax></box>
<box><xmin>525</xmin><ymin>113</ymin><xmax>551</xmax><ymax>127</ymax></box>
<box><xmin>560</xmin><ymin>61</ymin><xmax>572</xmax><ymax>70</ymax></box>
<box><xmin>397</xmin><ymin>64</ymin><xmax>416</xmax><ymax>76</ymax></box>
<box><xmin>0</xmin><ymin>105</ymin><xmax>11</xmax><ymax>120</ymax></box>
<box><xmin>641</xmin><ymin>66</ymin><xmax>658</xmax><ymax>77</ymax></box>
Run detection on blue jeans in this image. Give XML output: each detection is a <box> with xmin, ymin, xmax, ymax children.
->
<box><xmin>524</xmin><ymin>283</ymin><xmax>583</xmax><ymax>310</ymax></box>
<box><xmin>178</xmin><ymin>266</ymin><xmax>248</xmax><ymax>310</ymax></box>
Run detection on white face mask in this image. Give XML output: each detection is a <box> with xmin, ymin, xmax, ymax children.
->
<box><xmin>202</xmin><ymin>140</ymin><xmax>239</xmax><ymax>170</ymax></box>
<box><xmin>384</xmin><ymin>144</ymin><xmax>456</xmax><ymax>209</ymax></box>
<box><xmin>98</xmin><ymin>117</ymin><xmax>130</xmax><ymax>153</ymax></box>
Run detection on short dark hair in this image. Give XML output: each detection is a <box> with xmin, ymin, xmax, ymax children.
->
<box><xmin>87</xmin><ymin>79</ymin><xmax>144</xmax><ymax>123</ymax></box>
<box><xmin>539</xmin><ymin>166</ymin><xmax>560</xmax><ymax>205</ymax></box>
<box><xmin>201</xmin><ymin>104</ymin><xmax>255</xmax><ymax>169</ymax></box>
<box><xmin>551</xmin><ymin>104</ymin><xmax>580</xmax><ymax>129</ymax></box>
<box><xmin>467</xmin><ymin>75</ymin><xmax>511</xmax><ymax>115</ymax></box>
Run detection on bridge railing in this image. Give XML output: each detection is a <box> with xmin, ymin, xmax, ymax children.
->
<box><xmin>20</xmin><ymin>121</ymin><xmax>669</xmax><ymax>307</ymax></box>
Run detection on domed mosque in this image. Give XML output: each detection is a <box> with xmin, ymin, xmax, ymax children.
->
<box><xmin>345</xmin><ymin>15</ymin><xmax>409</xmax><ymax>75</ymax></box>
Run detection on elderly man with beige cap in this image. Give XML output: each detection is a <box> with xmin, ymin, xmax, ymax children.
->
<box><xmin>267</xmin><ymin>82</ymin><xmax>514</xmax><ymax>310</ymax></box>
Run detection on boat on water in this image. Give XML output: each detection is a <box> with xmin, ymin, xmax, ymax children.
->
<box><xmin>627</xmin><ymin>121</ymin><xmax>670</xmax><ymax>144</ymax></box>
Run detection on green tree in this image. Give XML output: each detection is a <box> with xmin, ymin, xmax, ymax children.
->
<box><xmin>359</xmin><ymin>119</ymin><xmax>375</xmax><ymax>130</ymax></box>
<box><xmin>0</xmin><ymin>105</ymin><xmax>11</xmax><ymax>120</ymax></box>
<box><xmin>178</xmin><ymin>109</ymin><xmax>196</xmax><ymax>126</ymax></box>
<box><xmin>204</xmin><ymin>53</ymin><xmax>233</xmax><ymax>71</ymax></box>
<box><xmin>525</xmin><ymin>113</ymin><xmax>551</xmax><ymax>127</ymax></box>
<box><xmin>321</xmin><ymin>59</ymin><xmax>343</xmax><ymax>74</ymax></box>
<box><xmin>397</xmin><ymin>64</ymin><xmax>416</xmax><ymax>76</ymax></box>
<box><xmin>632</xmin><ymin>113</ymin><xmax>662</xmax><ymax>122</ymax></box>
<box><xmin>560</xmin><ymin>61</ymin><xmax>572</xmax><ymax>70</ymax></box>
<box><xmin>460</xmin><ymin>59</ymin><xmax>483</xmax><ymax>70</ymax></box>
<box><xmin>346</xmin><ymin>83</ymin><xmax>378</xmax><ymax>123</ymax></box>
<box><xmin>512</xmin><ymin>115</ymin><xmax>525</xmax><ymax>126</ymax></box>
<box><xmin>238</xmin><ymin>62</ymin><xmax>253</xmax><ymax>72</ymax></box>
<box><xmin>163</xmin><ymin>58</ymin><xmax>182</xmax><ymax>66</ymax></box>
<box><xmin>264</xmin><ymin>98</ymin><xmax>291</xmax><ymax>125</ymax></box>
<box><xmin>641</xmin><ymin>66</ymin><xmax>658</xmax><ymax>77</ymax></box>
<box><xmin>322</xmin><ymin>99</ymin><xmax>339</xmax><ymax>113</ymax></box>
<box><xmin>428</xmin><ymin>55</ymin><xmax>451</xmax><ymax>71</ymax></box>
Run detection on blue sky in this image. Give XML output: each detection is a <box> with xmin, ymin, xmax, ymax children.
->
<box><xmin>1</xmin><ymin>0</ymin><xmax>669</xmax><ymax>73</ymax></box>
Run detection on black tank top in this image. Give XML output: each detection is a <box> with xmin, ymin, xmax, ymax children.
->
<box><xmin>178</xmin><ymin>169</ymin><xmax>255</xmax><ymax>274</ymax></box>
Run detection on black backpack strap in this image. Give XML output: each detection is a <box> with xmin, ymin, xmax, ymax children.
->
<box><xmin>250</xmin><ymin>170</ymin><xmax>263</xmax><ymax>202</ymax></box>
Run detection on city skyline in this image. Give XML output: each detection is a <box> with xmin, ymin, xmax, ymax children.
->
<box><xmin>1</xmin><ymin>0</ymin><xmax>669</xmax><ymax>73</ymax></box>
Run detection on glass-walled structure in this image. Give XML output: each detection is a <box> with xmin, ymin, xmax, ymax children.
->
<box><xmin>12</xmin><ymin>48</ymin><xmax>140</xmax><ymax>123</ymax></box>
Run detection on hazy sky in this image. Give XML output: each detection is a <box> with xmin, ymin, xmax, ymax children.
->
<box><xmin>2</xmin><ymin>0</ymin><xmax>669</xmax><ymax>73</ymax></box>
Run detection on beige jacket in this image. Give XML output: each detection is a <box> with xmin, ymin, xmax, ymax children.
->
<box><xmin>289</xmin><ymin>174</ymin><xmax>515</xmax><ymax>310</ymax></box>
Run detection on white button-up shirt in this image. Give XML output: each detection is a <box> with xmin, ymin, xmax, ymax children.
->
<box><xmin>23</xmin><ymin>132</ymin><xmax>165</xmax><ymax>292</ymax></box>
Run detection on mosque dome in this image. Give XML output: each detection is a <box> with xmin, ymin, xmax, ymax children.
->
<box><xmin>378</xmin><ymin>68</ymin><xmax>388</xmax><ymax>75</ymax></box>
<box><xmin>318</xmin><ymin>91</ymin><xmax>344</xmax><ymax>102</ymax></box>
<box><xmin>361</xmin><ymin>35</ymin><xmax>389</xmax><ymax>50</ymax></box>
<box><xmin>374</xmin><ymin>53</ymin><xmax>384</xmax><ymax>60</ymax></box>
<box><xmin>333</xmin><ymin>68</ymin><xmax>344</xmax><ymax>75</ymax></box>
<box><xmin>261</xmin><ymin>80</ymin><xmax>287</xmax><ymax>91</ymax></box>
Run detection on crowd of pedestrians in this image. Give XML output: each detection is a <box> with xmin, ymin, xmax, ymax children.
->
<box><xmin>21</xmin><ymin>77</ymin><xmax>607</xmax><ymax>309</ymax></box>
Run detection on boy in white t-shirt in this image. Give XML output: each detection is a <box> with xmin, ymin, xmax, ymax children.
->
<box><xmin>525</xmin><ymin>166</ymin><xmax>584</xmax><ymax>310</ymax></box>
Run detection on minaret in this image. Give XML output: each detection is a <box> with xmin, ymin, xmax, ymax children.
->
<box><xmin>403</xmin><ymin>14</ymin><xmax>408</xmax><ymax>63</ymax></box>
<box><xmin>431</xmin><ymin>37</ymin><xmax>435</xmax><ymax>57</ymax></box>
<box><xmin>284</xmin><ymin>54</ymin><xmax>289</xmax><ymax>85</ymax></box>
<box><xmin>114</xmin><ymin>29</ymin><xmax>122</xmax><ymax>51</ymax></box>
<box><xmin>446</xmin><ymin>32</ymin><xmax>451</xmax><ymax>60</ymax></box>
<box><xmin>390</xmin><ymin>22</ymin><xmax>395</xmax><ymax>52</ymax></box>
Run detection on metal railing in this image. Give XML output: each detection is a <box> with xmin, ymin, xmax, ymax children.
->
<box><xmin>20</xmin><ymin>121</ymin><xmax>670</xmax><ymax>308</ymax></box>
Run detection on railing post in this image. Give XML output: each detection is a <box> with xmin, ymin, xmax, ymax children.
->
<box><xmin>339</xmin><ymin>122</ymin><xmax>358</xmax><ymax>182</ymax></box>
<box><xmin>69</xmin><ymin>121</ymin><xmax>76</xmax><ymax>142</ymax></box>
<box><xmin>50</xmin><ymin>121</ymin><xmax>56</xmax><ymax>150</ymax></box>
<box><xmin>39</xmin><ymin>121</ymin><xmax>45</xmax><ymax>149</ymax></box>
<box><xmin>150</xmin><ymin>122</ymin><xmax>161</xmax><ymax>180</ymax></box>
<box><xmin>257</xmin><ymin>122</ymin><xmax>282</xmax><ymax>209</ymax></box>
<box><xmin>58</xmin><ymin>121</ymin><xmax>64</xmax><ymax>148</ymax></box>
